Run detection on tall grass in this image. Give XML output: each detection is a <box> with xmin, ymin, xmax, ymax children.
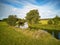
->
<box><xmin>0</xmin><ymin>22</ymin><xmax>60</xmax><ymax>45</ymax></box>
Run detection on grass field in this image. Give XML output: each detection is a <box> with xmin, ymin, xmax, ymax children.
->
<box><xmin>39</xmin><ymin>19</ymin><xmax>48</xmax><ymax>25</ymax></box>
<box><xmin>0</xmin><ymin>22</ymin><xmax>60</xmax><ymax>45</ymax></box>
<box><xmin>39</xmin><ymin>19</ymin><xmax>60</xmax><ymax>31</ymax></box>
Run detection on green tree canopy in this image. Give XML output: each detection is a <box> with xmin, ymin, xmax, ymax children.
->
<box><xmin>53</xmin><ymin>15</ymin><xmax>60</xmax><ymax>25</ymax></box>
<box><xmin>48</xmin><ymin>19</ymin><xmax>53</xmax><ymax>24</ymax></box>
<box><xmin>7</xmin><ymin>15</ymin><xmax>17</xmax><ymax>26</ymax></box>
<box><xmin>25</xmin><ymin>9</ymin><xmax>40</xmax><ymax>24</ymax></box>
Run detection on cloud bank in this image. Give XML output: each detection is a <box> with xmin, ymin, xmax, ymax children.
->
<box><xmin>0</xmin><ymin>0</ymin><xmax>60</xmax><ymax>19</ymax></box>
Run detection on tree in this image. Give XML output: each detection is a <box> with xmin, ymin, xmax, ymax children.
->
<box><xmin>48</xmin><ymin>19</ymin><xmax>53</xmax><ymax>24</ymax></box>
<box><xmin>7</xmin><ymin>15</ymin><xmax>17</xmax><ymax>26</ymax></box>
<box><xmin>25</xmin><ymin>9</ymin><xmax>40</xmax><ymax>24</ymax></box>
<box><xmin>53</xmin><ymin>15</ymin><xmax>60</xmax><ymax>25</ymax></box>
<box><xmin>2</xmin><ymin>18</ymin><xmax>8</xmax><ymax>22</ymax></box>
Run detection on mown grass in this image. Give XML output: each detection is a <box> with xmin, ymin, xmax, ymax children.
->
<box><xmin>0</xmin><ymin>22</ymin><xmax>60</xmax><ymax>45</ymax></box>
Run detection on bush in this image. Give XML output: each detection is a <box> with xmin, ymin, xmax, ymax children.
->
<box><xmin>48</xmin><ymin>19</ymin><xmax>53</xmax><ymax>25</ymax></box>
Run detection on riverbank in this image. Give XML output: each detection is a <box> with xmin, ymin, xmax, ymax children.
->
<box><xmin>0</xmin><ymin>22</ymin><xmax>60</xmax><ymax>45</ymax></box>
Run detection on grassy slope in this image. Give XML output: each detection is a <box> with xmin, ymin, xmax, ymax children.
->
<box><xmin>0</xmin><ymin>22</ymin><xmax>60</xmax><ymax>45</ymax></box>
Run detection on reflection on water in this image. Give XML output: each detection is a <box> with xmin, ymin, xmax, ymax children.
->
<box><xmin>58</xmin><ymin>32</ymin><xmax>60</xmax><ymax>39</ymax></box>
<box><xmin>47</xmin><ymin>31</ymin><xmax>60</xmax><ymax>40</ymax></box>
<box><xmin>52</xmin><ymin>32</ymin><xmax>55</xmax><ymax>37</ymax></box>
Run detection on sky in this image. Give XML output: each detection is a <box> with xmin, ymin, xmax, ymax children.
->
<box><xmin>0</xmin><ymin>0</ymin><xmax>60</xmax><ymax>19</ymax></box>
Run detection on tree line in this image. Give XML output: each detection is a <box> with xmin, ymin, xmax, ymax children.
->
<box><xmin>1</xmin><ymin>9</ymin><xmax>60</xmax><ymax>28</ymax></box>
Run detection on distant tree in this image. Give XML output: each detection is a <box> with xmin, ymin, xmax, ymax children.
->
<box><xmin>2</xmin><ymin>18</ymin><xmax>8</xmax><ymax>22</ymax></box>
<box><xmin>25</xmin><ymin>9</ymin><xmax>40</xmax><ymax>24</ymax></box>
<box><xmin>48</xmin><ymin>19</ymin><xmax>53</xmax><ymax>24</ymax></box>
<box><xmin>0</xmin><ymin>20</ymin><xmax>2</xmax><ymax>22</ymax></box>
<box><xmin>7</xmin><ymin>15</ymin><xmax>17</xmax><ymax>26</ymax></box>
<box><xmin>53</xmin><ymin>15</ymin><xmax>60</xmax><ymax>25</ymax></box>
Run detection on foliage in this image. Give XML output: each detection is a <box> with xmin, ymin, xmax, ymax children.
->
<box><xmin>2</xmin><ymin>18</ymin><xmax>8</xmax><ymax>22</ymax></box>
<box><xmin>7</xmin><ymin>15</ymin><xmax>17</xmax><ymax>26</ymax></box>
<box><xmin>25</xmin><ymin>9</ymin><xmax>40</xmax><ymax>24</ymax></box>
<box><xmin>48</xmin><ymin>19</ymin><xmax>53</xmax><ymax>24</ymax></box>
<box><xmin>16</xmin><ymin>19</ymin><xmax>26</xmax><ymax>27</ymax></box>
<box><xmin>53</xmin><ymin>15</ymin><xmax>60</xmax><ymax>25</ymax></box>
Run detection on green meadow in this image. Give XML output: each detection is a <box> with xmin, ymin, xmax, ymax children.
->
<box><xmin>0</xmin><ymin>22</ymin><xmax>60</xmax><ymax>45</ymax></box>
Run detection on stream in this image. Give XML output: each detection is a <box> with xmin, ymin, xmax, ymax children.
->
<box><xmin>46</xmin><ymin>30</ymin><xmax>60</xmax><ymax>39</ymax></box>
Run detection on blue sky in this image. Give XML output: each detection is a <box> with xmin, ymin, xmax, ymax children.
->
<box><xmin>0</xmin><ymin>0</ymin><xmax>60</xmax><ymax>19</ymax></box>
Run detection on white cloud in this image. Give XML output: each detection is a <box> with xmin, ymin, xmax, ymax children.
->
<box><xmin>0</xmin><ymin>1</ymin><xmax>60</xmax><ymax>19</ymax></box>
<box><xmin>13</xmin><ymin>3</ymin><xmax>60</xmax><ymax>19</ymax></box>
